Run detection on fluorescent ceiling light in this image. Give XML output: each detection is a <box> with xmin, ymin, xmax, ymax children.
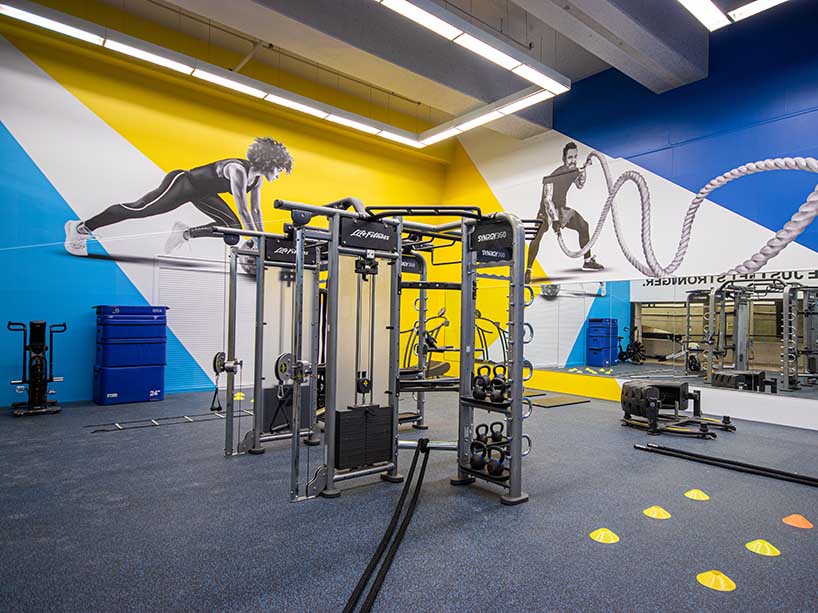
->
<box><xmin>511</xmin><ymin>65</ymin><xmax>569</xmax><ymax>95</ymax></box>
<box><xmin>456</xmin><ymin>110</ymin><xmax>504</xmax><ymax>132</ymax></box>
<box><xmin>380</xmin><ymin>0</ymin><xmax>462</xmax><ymax>40</ymax></box>
<box><xmin>729</xmin><ymin>0</ymin><xmax>791</xmax><ymax>21</ymax></box>
<box><xmin>0</xmin><ymin>4</ymin><xmax>103</xmax><ymax>45</ymax></box>
<box><xmin>326</xmin><ymin>114</ymin><xmax>381</xmax><ymax>134</ymax></box>
<box><xmin>421</xmin><ymin>127</ymin><xmax>462</xmax><ymax>146</ymax></box>
<box><xmin>675</xmin><ymin>0</ymin><xmax>731</xmax><ymax>31</ymax></box>
<box><xmin>104</xmin><ymin>39</ymin><xmax>193</xmax><ymax>74</ymax></box>
<box><xmin>378</xmin><ymin>130</ymin><xmax>425</xmax><ymax>148</ymax></box>
<box><xmin>498</xmin><ymin>89</ymin><xmax>554</xmax><ymax>115</ymax></box>
<box><xmin>264</xmin><ymin>92</ymin><xmax>329</xmax><ymax>118</ymax></box>
<box><xmin>191</xmin><ymin>68</ymin><xmax>266</xmax><ymax>98</ymax></box>
<box><xmin>453</xmin><ymin>33</ymin><xmax>521</xmax><ymax>70</ymax></box>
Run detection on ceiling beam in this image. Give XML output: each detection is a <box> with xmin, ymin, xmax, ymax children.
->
<box><xmin>511</xmin><ymin>0</ymin><xmax>709</xmax><ymax>93</ymax></box>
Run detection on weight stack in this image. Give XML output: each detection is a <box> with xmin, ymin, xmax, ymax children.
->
<box><xmin>335</xmin><ymin>404</ymin><xmax>393</xmax><ymax>470</ymax></box>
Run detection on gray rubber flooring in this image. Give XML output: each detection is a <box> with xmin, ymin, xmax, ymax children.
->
<box><xmin>1</xmin><ymin>392</ymin><xmax>817</xmax><ymax>611</ymax></box>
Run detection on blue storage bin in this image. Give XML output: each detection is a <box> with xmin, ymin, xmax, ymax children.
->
<box><xmin>587</xmin><ymin>335</ymin><xmax>616</xmax><ymax>349</ymax></box>
<box><xmin>95</xmin><ymin>305</ymin><xmax>169</xmax><ymax>316</ymax></box>
<box><xmin>587</xmin><ymin>347</ymin><xmax>618</xmax><ymax>367</ymax></box>
<box><xmin>96</xmin><ymin>318</ymin><xmax>167</xmax><ymax>340</ymax></box>
<box><xmin>94</xmin><ymin>365</ymin><xmax>165</xmax><ymax>405</ymax></box>
<box><xmin>96</xmin><ymin>339</ymin><xmax>167</xmax><ymax>367</ymax></box>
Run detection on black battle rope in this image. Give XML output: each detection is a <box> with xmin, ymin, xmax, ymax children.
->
<box><xmin>344</xmin><ymin>439</ymin><xmax>431</xmax><ymax>613</ymax></box>
<box><xmin>635</xmin><ymin>443</ymin><xmax>818</xmax><ymax>488</ymax></box>
<box><xmin>360</xmin><ymin>441</ymin><xmax>431</xmax><ymax>613</ymax></box>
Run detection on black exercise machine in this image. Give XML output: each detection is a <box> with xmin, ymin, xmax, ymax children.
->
<box><xmin>621</xmin><ymin>379</ymin><xmax>735</xmax><ymax>438</ymax></box>
<box><xmin>7</xmin><ymin>320</ymin><xmax>66</xmax><ymax>416</ymax></box>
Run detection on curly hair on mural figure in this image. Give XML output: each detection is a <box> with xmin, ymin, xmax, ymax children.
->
<box><xmin>527</xmin><ymin>143</ymin><xmax>818</xmax><ymax>279</ymax></box>
<box><xmin>63</xmin><ymin>137</ymin><xmax>293</xmax><ymax>257</ymax></box>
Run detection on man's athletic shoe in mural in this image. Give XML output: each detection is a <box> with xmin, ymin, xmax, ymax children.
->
<box><xmin>582</xmin><ymin>257</ymin><xmax>604</xmax><ymax>271</ymax></box>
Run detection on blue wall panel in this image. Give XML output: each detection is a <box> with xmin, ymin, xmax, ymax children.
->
<box><xmin>0</xmin><ymin>122</ymin><xmax>209</xmax><ymax>406</ymax></box>
<box><xmin>554</xmin><ymin>3</ymin><xmax>818</xmax><ymax>252</ymax></box>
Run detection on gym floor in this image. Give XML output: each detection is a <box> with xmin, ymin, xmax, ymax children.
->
<box><xmin>2</xmin><ymin>392</ymin><xmax>817</xmax><ymax>611</ymax></box>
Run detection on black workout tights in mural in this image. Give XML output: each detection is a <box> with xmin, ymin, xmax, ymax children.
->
<box><xmin>84</xmin><ymin>170</ymin><xmax>241</xmax><ymax>235</ymax></box>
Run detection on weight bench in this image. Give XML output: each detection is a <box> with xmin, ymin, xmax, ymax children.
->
<box><xmin>621</xmin><ymin>380</ymin><xmax>735</xmax><ymax>439</ymax></box>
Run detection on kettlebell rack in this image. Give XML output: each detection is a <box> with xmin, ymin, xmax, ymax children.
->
<box><xmin>451</xmin><ymin>213</ymin><xmax>534</xmax><ymax>505</ymax></box>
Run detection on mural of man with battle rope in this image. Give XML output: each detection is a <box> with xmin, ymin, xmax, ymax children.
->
<box><xmin>525</xmin><ymin>141</ymin><xmax>604</xmax><ymax>283</ymax></box>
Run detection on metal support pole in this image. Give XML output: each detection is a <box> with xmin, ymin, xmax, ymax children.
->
<box><xmin>289</xmin><ymin>226</ymin><xmax>305</xmax><ymax>500</ymax></box>
<box><xmin>782</xmin><ymin>287</ymin><xmax>798</xmax><ymax>391</ymax></box>
<box><xmin>414</xmin><ymin>252</ymin><xmax>428</xmax><ymax>428</ymax></box>
<box><xmin>224</xmin><ymin>247</ymin><xmax>238</xmax><ymax>456</ymax></box>
<box><xmin>805</xmin><ymin>290</ymin><xmax>818</xmax><ymax>374</ymax></box>
<box><xmin>702</xmin><ymin>287</ymin><xmax>718</xmax><ymax>381</ymax></box>
<box><xmin>321</xmin><ymin>215</ymin><xmax>341</xmax><ymax>497</ymax></box>
<box><xmin>734</xmin><ymin>291</ymin><xmax>750</xmax><ymax>370</ymax></box>
<box><xmin>718</xmin><ymin>292</ymin><xmax>728</xmax><ymax>371</ymax></box>
<box><xmin>249</xmin><ymin>238</ymin><xmax>266</xmax><ymax>454</ymax></box>
<box><xmin>308</xmin><ymin>245</ymin><xmax>322</xmax><ymax>443</ymax></box>
<box><xmin>454</xmin><ymin>218</ymin><xmax>476</xmax><ymax>481</ymax></box>
<box><xmin>501</xmin><ymin>212</ymin><xmax>528</xmax><ymax>506</ymax></box>
<box><xmin>382</xmin><ymin>220</ymin><xmax>403</xmax><ymax>482</ymax></box>
<box><xmin>368</xmin><ymin>272</ymin><xmax>377</xmax><ymax>406</ymax></box>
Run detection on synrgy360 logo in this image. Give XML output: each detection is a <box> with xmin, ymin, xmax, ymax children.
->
<box><xmin>476</xmin><ymin>230</ymin><xmax>508</xmax><ymax>243</ymax></box>
<box><xmin>351</xmin><ymin>229</ymin><xmax>390</xmax><ymax>241</ymax></box>
<box><xmin>480</xmin><ymin>249</ymin><xmax>506</xmax><ymax>258</ymax></box>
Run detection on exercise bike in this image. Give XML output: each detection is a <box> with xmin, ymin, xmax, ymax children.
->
<box><xmin>617</xmin><ymin>326</ymin><xmax>646</xmax><ymax>365</ymax></box>
<box><xmin>7</xmin><ymin>320</ymin><xmax>67</xmax><ymax>416</ymax></box>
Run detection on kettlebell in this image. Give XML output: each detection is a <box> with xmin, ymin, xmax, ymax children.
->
<box><xmin>486</xmin><ymin>447</ymin><xmax>506</xmax><ymax>477</ymax></box>
<box><xmin>475</xmin><ymin>423</ymin><xmax>489</xmax><ymax>444</ymax></box>
<box><xmin>469</xmin><ymin>441</ymin><xmax>488</xmax><ymax>470</ymax></box>
<box><xmin>489</xmin><ymin>421</ymin><xmax>505</xmax><ymax>443</ymax></box>
<box><xmin>472</xmin><ymin>365</ymin><xmax>492</xmax><ymax>401</ymax></box>
<box><xmin>490</xmin><ymin>364</ymin><xmax>508</xmax><ymax>403</ymax></box>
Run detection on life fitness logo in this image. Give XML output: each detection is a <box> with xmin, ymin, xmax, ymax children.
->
<box><xmin>351</xmin><ymin>228</ymin><xmax>390</xmax><ymax>242</ymax></box>
<box><xmin>476</xmin><ymin>230</ymin><xmax>508</xmax><ymax>243</ymax></box>
<box><xmin>274</xmin><ymin>246</ymin><xmax>296</xmax><ymax>255</ymax></box>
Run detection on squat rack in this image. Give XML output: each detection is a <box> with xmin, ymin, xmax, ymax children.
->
<box><xmin>781</xmin><ymin>284</ymin><xmax>818</xmax><ymax>391</ymax></box>
<box><xmin>213</xmin><ymin>227</ymin><xmax>322</xmax><ymax>457</ymax></box>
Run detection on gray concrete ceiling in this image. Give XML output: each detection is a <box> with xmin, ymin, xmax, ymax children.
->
<box><xmin>110</xmin><ymin>0</ymin><xmax>785</xmax><ymax>140</ymax></box>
